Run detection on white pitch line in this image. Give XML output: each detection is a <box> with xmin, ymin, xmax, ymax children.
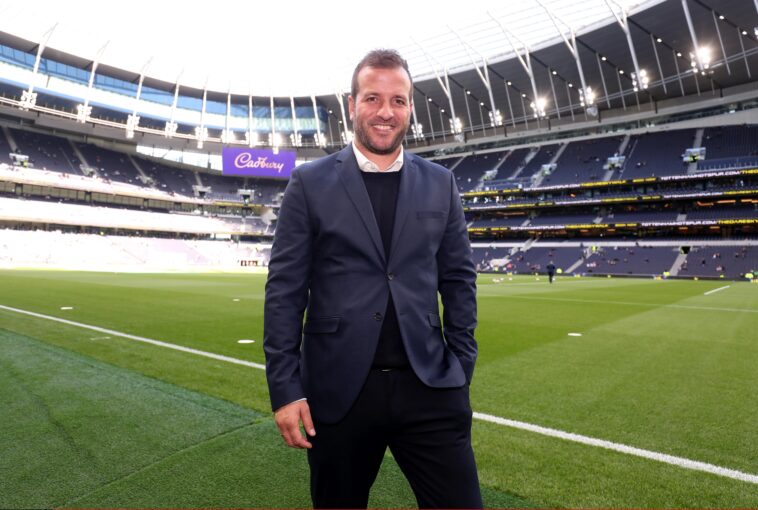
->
<box><xmin>704</xmin><ymin>285</ymin><xmax>730</xmax><ymax>296</ymax></box>
<box><xmin>473</xmin><ymin>412</ymin><xmax>758</xmax><ymax>485</ymax></box>
<box><xmin>1</xmin><ymin>303</ymin><xmax>757</xmax><ymax>486</ymax></box>
<box><xmin>0</xmin><ymin>304</ymin><xmax>265</xmax><ymax>370</ymax></box>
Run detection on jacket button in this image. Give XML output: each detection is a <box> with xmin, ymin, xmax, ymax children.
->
<box><xmin>373</xmin><ymin>312</ymin><xmax>383</xmax><ymax>321</ymax></box>
<box><xmin>387</xmin><ymin>273</ymin><xmax>395</xmax><ymax>280</ymax></box>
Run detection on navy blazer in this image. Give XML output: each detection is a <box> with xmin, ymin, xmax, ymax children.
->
<box><xmin>263</xmin><ymin>145</ymin><xmax>478</xmax><ymax>424</ymax></box>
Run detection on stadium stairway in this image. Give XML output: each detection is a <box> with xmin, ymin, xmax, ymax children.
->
<box><xmin>127</xmin><ymin>155</ymin><xmax>156</xmax><ymax>188</ymax></box>
<box><xmin>1</xmin><ymin>126</ymin><xmax>18</xmax><ymax>152</ymax></box>
<box><xmin>532</xmin><ymin>143</ymin><xmax>568</xmax><ymax>187</ymax></box>
<box><xmin>687</xmin><ymin>128</ymin><xmax>705</xmax><ymax>174</ymax></box>
<box><xmin>668</xmin><ymin>251</ymin><xmax>689</xmax><ymax>276</ymax></box>
<box><xmin>69</xmin><ymin>140</ymin><xmax>101</xmax><ymax>178</ymax></box>
<box><xmin>602</xmin><ymin>134</ymin><xmax>630</xmax><ymax>181</ymax></box>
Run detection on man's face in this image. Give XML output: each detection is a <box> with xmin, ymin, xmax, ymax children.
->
<box><xmin>348</xmin><ymin>66</ymin><xmax>412</xmax><ymax>156</ymax></box>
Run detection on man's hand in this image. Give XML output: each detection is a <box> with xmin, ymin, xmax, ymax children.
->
<box><xmin>274</xmin><ymin>400</ymin><xmax>316</xmax><ymax>449</ymax></box>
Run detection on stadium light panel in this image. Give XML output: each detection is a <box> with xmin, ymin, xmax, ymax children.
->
<box><xmin>631</xmin><ymin>69</ymin><xmax>649</xmax><ymax>91</ymax></box>
<box><xmin>530</xmin><ymin>96</ymin><xmax>547</xmax><ymax>118</ymax></box>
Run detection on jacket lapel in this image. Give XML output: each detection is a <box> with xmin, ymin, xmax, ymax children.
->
<box><xmin>388</xmin><ymin>152</ymin><xmax>417</xmax><ymax>264</ymax></box>
<box><xmin>335</xmin><ymin>146</ymin><xmax>387</xmax><ymax>266</ymax></box>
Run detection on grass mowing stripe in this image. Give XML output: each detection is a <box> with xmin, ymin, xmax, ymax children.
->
<box><xmin>473</xmin><ymin>412</ymin><xmax>758</xmax><ymax>485</ymax></box>
<box><xmin>4</xmin><ymin>302</ymin><xmax>756</xmax><ymax>488</ymax></box>
<box><xmin>490</xmin><ymin>294</ymin><xmax>756</xmax><ymax>313</ymax></box>
<box><xmin>704</xmin><ymin>285</ymin><xmax>731</xmax><ymax>296</ymax></box>
<box><xmin>0</xmin><ymin>304</ymin><xmax>265</xmax><ymax>370</ymax></box>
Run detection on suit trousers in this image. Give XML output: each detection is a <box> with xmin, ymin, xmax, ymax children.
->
<box><xmin>306</xmin><ymin>367</ymin><xmax>482</xmax><ymax>509</ymax></box>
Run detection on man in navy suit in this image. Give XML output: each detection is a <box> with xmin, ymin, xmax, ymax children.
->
<box><xmin>264</xmin><ymin>49</ymin><xmax>481</xmax><ymax>509</ymax></box>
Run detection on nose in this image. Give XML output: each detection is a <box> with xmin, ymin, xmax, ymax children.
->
<box><xmin>377</xmin><ymin>100</ymin><xmax>393</xmax><ymax>120</ymax></box>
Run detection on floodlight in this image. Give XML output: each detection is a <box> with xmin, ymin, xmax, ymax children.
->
<box><xmin>690</xmin><ymin>46</ymin><xmax>712</xmax><ymax>71</ymax></box>
<box><xmin>718</xmin><ymin>14</ymin><xmax>724</xmax><ymax>20</ymax></box>
<box><xmin>269</xmin><ymin>132</ymin><xmax>283</xmax><ymax>148</ymax></box>
<box><xmin>449</xmin><ymin>117</ymin><xmax>463</xmax><ymax>133</ymax></box>
<box><xmin>601</xmin><ymin>56</ymin><xmax>607</xmax><ymax>61</ymax></box>
<box><xmin>164</xmin><ymin>121</ymin><xmax>178</xmax><ymax>138</ymax></box>
<box><xmin>411</xmin><ymin>123</ymin><xmax>424</xmax><ymax>140</ymax></box>
<box><xmin>656</xmin><ymin>37</ymin><xmax>662</xmax><ymax>43</ymax></box>
<box><xmin>619</xmin><ymin>69</ymin><xmax>624</xmax><ymax>75</ymax></box>
<box><xmin>76</xmin><ymin>104</ymin><xmax>91</xmax><ymax>123</ymax></box>
<box><xmin>552</xmin><ymin>70</ymin><xmax>557</xmax><ymax>75</ymax></box>
<box><xmin>245</xmin><ymin>131</ymin><xmax>259</xmax><ymax>146</ymax></box>
<box><xmin>195</xmin><ymin>126</ymin><xmax>208</xmax><ymax>149</ymax></box>
<box><xmin>631</xmin><ymin>69</ymin><xmax>649</xmax><ymax>91</ymax></box>
<box><xmin>488</xmin><ymin>110</ymin><xmax>502</xmax><ymax>127</ymax></box>
<box><xmin>530</xmin><ymin>97</ymin><xmax>547</xmax><ymax>118</ymax></box>
<box><xmin>19</xmin><ymin>90</ymin><xmax>37</xmax><ymax>110</ymax></box>
<box><xmin>290</xmin><ymin>133</ymin><xmax>302</xmax><ymax>147</ymax></box>
<box><xmin>126</xmin><ymin>114</ymin><xmax>140</xmax><ymax>139</ymax></box>
<box><xmin>579</xmin><ymin>86</ymin><xmax>596</xmax><ymax>106</ymax></box>
<box><xmin>221</xmin><ymin>129</ymin><xmax>236</xmax><ymax>144</ymax></box>
<box><xmin>466</xmin><ymin>90</ymin><xmax>471</xmax><ymax>95</ymax></box>
<box><xmin>506</xmin><ymin>81</ymin><xmax>512</xmax><ymax>86</ymax></box>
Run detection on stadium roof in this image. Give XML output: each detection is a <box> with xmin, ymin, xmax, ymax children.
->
<box><xmin>0</xmin><ymin>0</ymin><xmax>659</xmax><ymax>97</ymax></box>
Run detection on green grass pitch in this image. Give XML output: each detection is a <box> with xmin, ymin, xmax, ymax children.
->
<box><xmin>0</xmin><ymin>269</ymin><xmax>756</xmax><ymax>508</ymax></box>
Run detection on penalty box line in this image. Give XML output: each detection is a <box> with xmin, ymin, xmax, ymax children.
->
<box><xmin>1</xmin><ymin>303</ymin><xmax>756</xmax><ymax>486</ymax></box>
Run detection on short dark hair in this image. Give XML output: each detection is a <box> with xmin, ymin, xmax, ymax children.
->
<box><xmin>350</xmin><ymin>49</ymin><xmax>413</xmax><ymax>99</ymax></box>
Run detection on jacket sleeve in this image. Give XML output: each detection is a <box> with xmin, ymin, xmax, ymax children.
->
<box><xmin>263</xmin><ymin>168</ymin><xmax>313</xmax><ymax>411</ymax></box>
<box><xmin>436</xmin><ymin>171</ymin><xmax>478</xmax><ymax>383</ymax></box>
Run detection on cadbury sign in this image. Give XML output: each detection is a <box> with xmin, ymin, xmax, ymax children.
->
<box><xmin>222</xmin><ymin>148</ymin><xmax>296</xmax><ymax>179</ymax></box>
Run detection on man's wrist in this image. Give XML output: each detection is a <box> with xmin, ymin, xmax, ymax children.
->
<box><xmin>274</xmin><ymin>398</ymin><xmax>307</xmax><ymax>414</ymax></box>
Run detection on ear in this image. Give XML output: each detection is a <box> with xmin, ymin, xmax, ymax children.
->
<box><xmin>348</xmin><ymin>95</ymin><xmax>355</xmax><ymax>121</ymax></box>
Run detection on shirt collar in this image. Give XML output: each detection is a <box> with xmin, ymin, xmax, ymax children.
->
<box><xmin>352</xmin><ymin>143</ymin><xmax>404</xmax><ymax>173</ymax></box>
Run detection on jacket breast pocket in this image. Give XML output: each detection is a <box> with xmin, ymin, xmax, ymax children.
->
<box><xmin>417</xmin><ymin>211</ymin><xmax>445</xmax><ymax>220</ymax></box>
<box><xmin>303</xmin><ymin>317</ymin><xmax>341</xmax><ymax>334</ymax></box>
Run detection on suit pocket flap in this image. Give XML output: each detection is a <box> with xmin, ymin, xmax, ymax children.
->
<box><xmin>428</xmin><ymin>313</ymin><xmax>442</xmax><ymax>328</ymax></box>
<box><xmin>303</xmin><ymin>317</ymin><xmax>341</xmax><ymax>334</ymax></box>
<box><xmin>417</xmin><ymin>210</ymin><xmax>445</xmax><ymax>219</ymax></box>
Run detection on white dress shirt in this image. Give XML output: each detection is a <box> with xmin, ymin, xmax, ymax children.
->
<box><xmin>352</xmin><ymin>143</ymin><xmax>404</xmax><ymax>173</ymax></box>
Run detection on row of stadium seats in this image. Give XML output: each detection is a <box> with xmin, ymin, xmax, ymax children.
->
<box><xmin>435</xmin><ymin>125</ymin><xmax>757</xmax><ymax>193</ymax></box>
<box><xmin>0</xmin><ymin>127</ymin><xmax>285</xmax><ymax>203</ymax></box>
<box><xmin>473</xmin><ymin>244</ymin><xmax>755</xmax><ymax>278</ymax></box>
<box><xmin>468</xmin><ymin>204</ymin><xmax>755</xmax><ymax>228</ymax></box>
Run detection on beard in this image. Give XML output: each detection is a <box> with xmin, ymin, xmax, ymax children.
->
<box><xmin>353</xmin><ymin>117</ymin><xmax>408</xmax><ymax>156</ymax></box>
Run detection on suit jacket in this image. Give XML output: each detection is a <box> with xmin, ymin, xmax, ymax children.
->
<box><xmin>263</xmin><ymin>145</ymin><xmax>477</xmax><ymax>424</ymax></box>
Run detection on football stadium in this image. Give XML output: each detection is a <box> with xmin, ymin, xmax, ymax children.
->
<box><xmin>0</xmin><ymin>0</ymin><xmax>756</xmax><ymax>507</ymax></box>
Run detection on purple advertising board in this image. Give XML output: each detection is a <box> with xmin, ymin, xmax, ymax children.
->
<box><xmin>222</xmin><ymin>148</ymin><xmax>296</xmax><ymax>179</ymax></box>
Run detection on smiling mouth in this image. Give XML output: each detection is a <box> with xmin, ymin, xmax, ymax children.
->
<box><xmin>371</xmin><ymin>124</ymin><xmax>395</xmax><ymax>131</ymax></box>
